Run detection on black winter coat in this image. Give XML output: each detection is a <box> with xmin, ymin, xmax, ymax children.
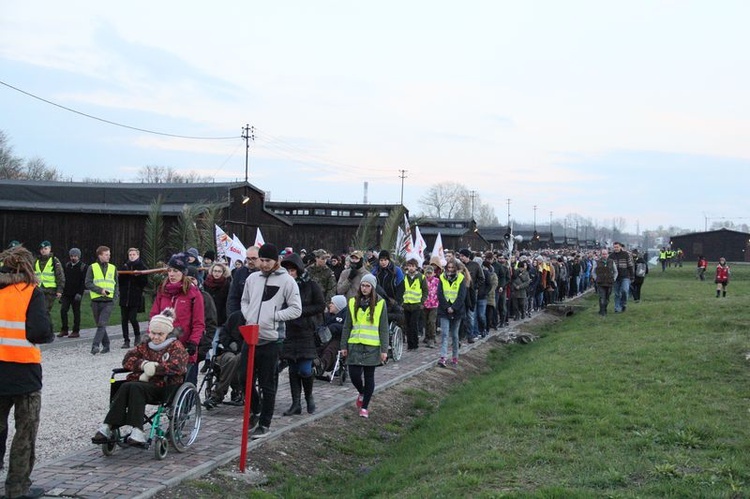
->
<box><xmin>282</xmin><ymin>273</ymin><xmax>325</xmax><ymax>361</ymax></box>
<box><xmin>118</xmin><ymin>259</ymin><xmax>148</xmax><ymax>308</ymax></box>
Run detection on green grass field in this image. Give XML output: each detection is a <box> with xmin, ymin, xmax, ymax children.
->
<box><xmin>47</xmin><ymin>292</ymin><xmax>154</xmax><ymax>333</ymax></box>
<box><xmin>265</xmin><ymin>262</ymin><xmax>750</xmax><ymax>498</ymax></box>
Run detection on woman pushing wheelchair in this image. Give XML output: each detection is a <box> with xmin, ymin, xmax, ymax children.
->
<box><xmin>92</xmin><ymin>308</ymin><xmax>188</xmax><ymax>446</ymax></box>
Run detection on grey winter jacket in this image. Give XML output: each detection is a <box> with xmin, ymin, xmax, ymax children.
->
<box><xmin>240</xmin><ymin>265</ymin><xmax>302</xmax><ymax>345</ymax></box>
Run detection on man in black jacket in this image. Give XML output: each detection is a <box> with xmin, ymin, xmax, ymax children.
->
<box><xmin>458</xmin><ymin>249</ymin><xmax>485</xmax><ymax>341</ymax></box>
<box><xmin>59</xmin><ymin>248</ymin><xmax>86</xmax><ymax>338</ymax></box>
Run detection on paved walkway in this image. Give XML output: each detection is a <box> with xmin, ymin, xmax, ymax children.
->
<box><xmin>23</xmin><ymin>317</ymin><xmax>536</xmax><ymax>499</ymax></box>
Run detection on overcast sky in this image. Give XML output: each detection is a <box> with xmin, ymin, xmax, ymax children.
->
<box><xmin>2</xmin><ymin>1</ymin><xmax>749</xmax><ymax>232</ymax></box>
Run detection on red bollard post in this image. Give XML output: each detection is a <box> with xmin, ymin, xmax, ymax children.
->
<box><xmin>238</xmin><ymin>324</ymin><xmax>259</xmax><ymax>473</ymax></box>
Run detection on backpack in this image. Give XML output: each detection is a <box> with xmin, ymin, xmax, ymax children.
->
<box><xmin>635</xmin><ymin>262</ymin><xmax>647</xmax><ymax>278</ymax></box>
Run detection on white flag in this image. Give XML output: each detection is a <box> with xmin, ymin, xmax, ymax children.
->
<box><xmin>215</xmin><ymin>225</ymin><xmax>232</xmax><ymax>260</ymax></box>
<box><xmin>396</xmin><ymin>226</ymin><xmax>407</xmax><ymax>257</ymax></box>
<box><xmin>413</xmin><ymin>226</ymin><xmax>427</xmax><ymax>266</ymax></box>
<box><xmin>225</xmin><ymin>234</ymin><xmax>246</xmax><ymax>266</ymax></box>
<box><xmin>254</xmin><ymin>228</ymin><xmax>265</xmax><ymax>248</ymax></box>
<box><xmin>402</xmin><ymin>214</ymin><xmax>414</xmax><ymax>253</ymax></box>
<box><xmin>431</xmin><ymin>232</ymin><xmax>447</xmax><ymax>267</ymax></box>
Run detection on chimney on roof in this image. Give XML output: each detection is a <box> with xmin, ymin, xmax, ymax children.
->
<box><xmin>363</xmin><ymin>181</ymin><xmax>368</xmax><ymax>204</ymax></box>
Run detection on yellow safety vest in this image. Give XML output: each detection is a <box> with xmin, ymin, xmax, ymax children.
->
<box><xmin>439</xmin><ymin>273</ymin><xmax>465</xmax><ymax>304</ymax></box>
<box><xmin>403</xmin><ymin>275</ymin><xmax>423</xmax><ymax>304</ymax></box>
<box><xmin>90</xmin><ymin>262</ymin><xmax>116</xmax><ymax>300</ymax></box>
<box><xmin>348</xmin><ymin>297</ymin><xmax>384</xmax><ymax>347</ymax></box>
<box><xmin>0</xmin><ymin>284</ymin><xmax>41</xmax><ymax>364</ymax></box>
<box><xmin>34</xmin><ymin>258</ymin><xmax>56</xmax><ymax>288</ymax></box>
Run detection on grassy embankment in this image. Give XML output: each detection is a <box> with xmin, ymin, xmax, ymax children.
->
<box><xmin>264</xmin><ymin>263</ymin><xmax>750</xmax><ymax>497</ymax></box>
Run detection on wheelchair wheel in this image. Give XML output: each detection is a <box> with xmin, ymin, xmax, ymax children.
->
<box><xmin>390</xmin><ymin>323</ymin><xmax>404</xmax><ymax>362</ymax></box>
<box><xmin>101</xmin><ymin>440</ymin><xmax>117</xmax><ymax>456</ymax></box>
<box><xmin>154</xmin><ymin>436</ymin><xmax>168</xmax><ymax>460</ymax></box>
<box><xmin>169</xmin><ymin>383</ymin><xmax>202</xmax><ymax>452</ymax></box>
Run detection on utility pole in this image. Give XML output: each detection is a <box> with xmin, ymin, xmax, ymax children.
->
<box><xmin>398</xmin><ymin>169</ymin><xmax>408</xmax><ymax>206</ymax></box>
<box><xmin>241</xmin><ymin>124</ymin><xmax>255</xmax><ymax>183</ymax></box>
<box><xmin>533</xmin><ymin>205</ymin><xmax>537</xmax><ymax>231</ymax></box>
<box><xmin>469</xmin><ymin>190</ymin><xmax>476</xmax><ymax>219</ymax></box>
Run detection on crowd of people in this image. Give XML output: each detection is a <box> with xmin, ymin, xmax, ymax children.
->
<box><xmin>2</xmin><ymin>235</ymin><xmax>735</xmax><ymax>499</ymax></box>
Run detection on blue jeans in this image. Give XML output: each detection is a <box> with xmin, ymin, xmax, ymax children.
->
<box><xmin>614</xmin><ymin>278</ymin><xmax>631</xmax><ymax>312</ymax></box>
<box><xmin>475</xmin><ymin>299</ymin><xmax>487</xmax><ymax>335</ymax></box>
<box><xmin>440</xmin><ymin>316</ymin><xmax>462</xmax><ymax>360</ymax></box>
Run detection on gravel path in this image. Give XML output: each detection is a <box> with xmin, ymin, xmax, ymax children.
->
<box><xmin>0</xmin><ymin>325</ymin><xmax>149</xmax><ymax>482</ymax></box>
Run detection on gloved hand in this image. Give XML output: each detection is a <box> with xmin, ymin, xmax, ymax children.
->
<box><xmin>74</xmin><ymin>293</ymin><xmax>82</xmax><ymax>302</ymax></box>
<box><xmin>141</xmin><ymin>361</ymin><xmax>158</xmax><ymax>377</ymax></box>
<box><xmin>185</xmin><ymin>343</ymin><xmax>197</xmax><ymax>356</ymax></box>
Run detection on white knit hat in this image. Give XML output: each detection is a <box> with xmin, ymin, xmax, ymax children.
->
<box><xmin>330</xmin><ymin>295</ymin><xmax>347</xmax><ymax>312</ymax></box>
<box><xmin>149</xmin><ymin>308</ymin><xmax>175</xmax><ymax>335</ymax></box>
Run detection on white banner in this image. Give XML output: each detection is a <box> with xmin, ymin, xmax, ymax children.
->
<box><xmin>225</xmin><ymin>234</ymin><xmax>247</xmax><ymax>266</ymax></box>
<box><xmin>215</xmin><ymin>225</ymin><xmax>232</xmax><ymax>260</ymax></box>
<box><xmin>431</xmin><ymin>232</ymin><xmax>446</xmax><ymax>267</ymax></box>
<box><xmin>254</xmin><ymin>228</ymin><xmax>265</xmax><ymax>248</ymax></box>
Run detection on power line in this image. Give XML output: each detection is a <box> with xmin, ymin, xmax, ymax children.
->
<box><xmin>0</xmin><ymin>79</ymin><xmax>238</xmax><ymax>140</ymax></box>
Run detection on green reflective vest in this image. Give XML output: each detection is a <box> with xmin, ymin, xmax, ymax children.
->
<box><xmin>90</xmin><ymin>262</ymin><xmax>116</xmax><ymax>300</ymax></box>
<box><xmin>34</xmin><ymin>258</ymin><xmax>55</xmax><ymax>288</ymax></box>
<box><xmin>403</xmin><ymin>275</ymin><xmax>423</xmax><ymax>304</ymax></box>
<box><xmin>439</xmin><ymin>273</ymin><xmax>465</xmax><ymax>304</ymax></box>
<box><xmin>348</xmin><ymin>297</ymin><xmax>384</xmax><ymax>347</ymax></box>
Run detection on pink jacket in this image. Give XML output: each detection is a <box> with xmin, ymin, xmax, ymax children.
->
<box><xmin>150</xmin><ymin>282</ymin><xmax>205</xmax><ymax>363</ymax></box>
<box><xmin>424</xmin><ymin>275</ymin><xmax>439</xmax><ymax>309</ymax></box>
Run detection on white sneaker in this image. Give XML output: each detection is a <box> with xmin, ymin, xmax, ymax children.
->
<box><xmin>98</xmin><ymin>423</ymin><xmax>111</xmax><ymax>438</ymax></box>
<box><xmin>128</xmin><ymin>427</ymin><xmax>147</xmax><ymax>444</ymax></box>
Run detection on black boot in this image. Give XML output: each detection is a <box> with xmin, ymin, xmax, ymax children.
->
<box><xmin>283</xmin><ymin>371</ymin><xmax>302</xmax><ymax>416</ymax></box>
<box><xmin>302</xmin><ymin>375</ymin><xmax>316</xmax><ymax>414</ymax></box>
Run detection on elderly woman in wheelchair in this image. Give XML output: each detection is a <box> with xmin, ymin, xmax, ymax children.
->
<box><xmin>92</xmin><ymin>308</ymin><xmax>190</xmax><ymax>449</ymax></box>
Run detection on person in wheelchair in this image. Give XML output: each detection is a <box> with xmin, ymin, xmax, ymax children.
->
<box><xmin>314</xmin><ymin>295</ymin><xmax>347</xmax><ymax>380</ymax></box>
<box><xmin>92</xmin><ymin>308</ymin><xmax>188</xmax><ymax>446</ymax></box>
<box><xmin>203</xmin><ymin>310</ymin><xmax>245</xmax><ymax>409</ymax></box>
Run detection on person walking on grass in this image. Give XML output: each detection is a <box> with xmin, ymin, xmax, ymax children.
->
<box><xmin>592</xmin><ymin>249</ymin><xmax>617</xmax><ymax>316</ymax></box>
<box><xmin>715</xmin><ymin>257</ymin><xmax>730</xmax><ymax>298</ymax></box>
<box><xmin>696</xmin><ymin>255</ymin><xmax>708</xmax><ymax>281</ymax></box>
<box><xmin>86</xmin><ymin>246</ymin><xmax>118</xmax><ymax>355</ymax></box>
<box><xmin>341</xmin><ymin>273</ymin><xmax>389</xmax><ymax>419</ymax></box>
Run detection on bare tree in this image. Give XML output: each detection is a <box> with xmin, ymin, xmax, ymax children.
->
<box><xmin>137</xmin><ymin>165</ymin><xmax>213</xmax><ymax>183</ymax></box>
<box><xmin>0</xmin><ymin>132</ymin><xmax>65</xmax><ymax>180</ymax></box>
<box><xmin>24</xmin><ymin>157</ymin><xmax>65</xmax><ymax>181</ymax></box>
<box><xmin>418</xmin><ymin>182</ymin><xmax>471</xmax><ymax>218</ymax></box>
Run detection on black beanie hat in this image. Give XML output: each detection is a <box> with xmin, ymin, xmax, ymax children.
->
<box><xmin>378</xmin><ymin>249</ymin><xmax>390</xmax><ymax>260</ymax></box>
<box><xmin>258</xmin><ymin>243</ymin><xmax>279</xmax><ymax>260</ymax></box>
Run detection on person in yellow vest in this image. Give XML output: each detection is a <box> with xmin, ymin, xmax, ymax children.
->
<box><xmin>0</xmin><ymin>245</ymin><xmax>54</xmax><ymax>499</ymax></box>
<box><xmin>659</xmin><ymin>247</ymin><xmax>668</xmax><ymax>272</ymax></box>
<box><xmin>402</xmin><ymin>258</ymin><xmax>427</xmax><ymax>352</ymax></box>
<box><xmin>33</xmin><ymin>240</ymin><xmax>65</xmax><ymax>318</ymax></box>
<box><xmin>340</xmin><ymin>273</ymin><xmax>389</xmax><ymax>419</ymax></box>
<box><xmin>437</xmin><ymin>260</ymin><xmax>467</xmax><ymax>368</ymax></box>
<box><xmin>85</xmin><ymin>246</ymin><xmax>118</xmax><ymax>355</ymax></box>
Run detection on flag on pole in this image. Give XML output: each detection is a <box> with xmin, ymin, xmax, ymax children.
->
<box><xmin>225</xmin><ymin>234</ymin><xmax>246</xmax><ymax>267</ymax></box>
<box><xmin>431</xmin><ymin>232</ymin><xmax>446</xmax><ymax>267</ymax></box>
<box><xmin>215</xmin><ymin>225</ymin><xmax>232</xmax><ymax>260</ymax></box>
<box><xmin>254</xmin><ymin>228</ymin><xmax>265</xmax><ymax>248</ymax></box>
<box><xmin>413</xmin><ymin>226</ymin><xmax>427</xmax><ymax>266</ymax></box>
<box><xmin>403</xmin><ymin>214</ymin><xmax>414</xmax><ymax>252</ymax></box>
<box><xmin>396</xmin><ymin>226</ymin><xmax>407</xmax><ymax>258</ymax></box>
